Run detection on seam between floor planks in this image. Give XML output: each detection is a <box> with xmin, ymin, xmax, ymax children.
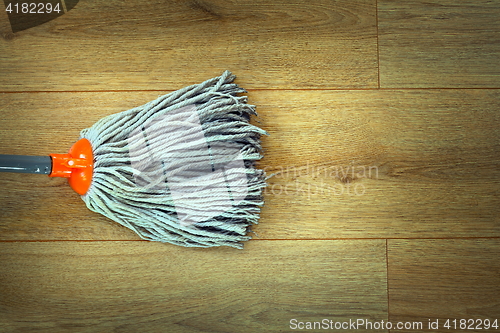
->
<box><xmin>1</xmin><ymin>236</ymin><xmax>500</xmax><ymax>243</ymax></box>
<box><xmin>2</xmin><ymin>87</ymin><xmax>500</xmax><ymax>94</ymax></box>
<box><xmin>385</xmin><ymin>239</ymin><xmax>390</xmax><ymax>326</ymax></box>
<box><xmin>375</xmin><ymin>0</ymin><xmax>381</xmax><ymax>89</ymax></box>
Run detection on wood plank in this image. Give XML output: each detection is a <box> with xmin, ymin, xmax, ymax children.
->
<box><xmin>379</xmin><ymin>0</ymin><xmax>500</xmax><ymax>88</ymax></box>
<box><xmin>0</xmin><ymin>91</ymin><xmax>172</xmax><ymax>241</ymax></box>
<box><xmin>388</xmin><ymin>239</ymin><xmax>500</xmax><ymax>332</ymax></box>
<box><xmin>0</xmin><ymin>89</ymin><xmax>499</xmax><ymax>241</ymax></box>
<box><xmin>0</xmin><ymin>0</ymin><xmax>377</xmax><ymax>91</ymax></box>
<box><xmin>254</xmin><ymin>89</ymin><xmax>500</xmax><ymax>239</ymax></box>
<box><xmin>0</xmin><ymin>240</ymin><xmax>388</xmax><ymax>332</ymax></box>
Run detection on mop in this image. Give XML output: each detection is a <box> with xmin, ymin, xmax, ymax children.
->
<box><xmin>0</xmin><ymin>71</ymin><xmax>267</xmax><ymax>248</ymax></box>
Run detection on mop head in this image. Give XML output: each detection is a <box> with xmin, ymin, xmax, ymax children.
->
<box><xmin>80</xmin><ymin>71</ymin><xmax>267</xmax><ymax>248</ymax></box>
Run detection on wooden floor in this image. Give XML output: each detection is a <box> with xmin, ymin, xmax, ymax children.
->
<box><xmin>1</xmin><ymin>0</ymin><xmax>499</xmax><ymax>332</ymax></box>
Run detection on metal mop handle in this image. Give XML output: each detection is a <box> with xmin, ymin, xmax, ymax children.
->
<box><xmin>0</xmin><ymin>155</ymin><xmax>52</xmax><ymax>174</ymax></box>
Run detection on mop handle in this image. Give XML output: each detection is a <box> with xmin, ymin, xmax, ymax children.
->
<box><xmin>0</xmin><ymin>139</ymin><xmax>93</xmax><ymax>194</ymax></box>
<box><xmin>0</xmin><ymin>155</ymin><xmax>52</xmax><ymax>174</ymax></box>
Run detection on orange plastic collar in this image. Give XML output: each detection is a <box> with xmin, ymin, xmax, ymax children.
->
<box><xmin>49</xmin><ymin>138</ymin><xmax>94</xmax><ymax>195</ymax></box>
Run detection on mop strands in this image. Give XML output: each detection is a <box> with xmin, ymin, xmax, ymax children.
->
<box><xmin>0</xmin><ymin>71</ymin><xmax>268</xmax><ymax>248</ymax></box>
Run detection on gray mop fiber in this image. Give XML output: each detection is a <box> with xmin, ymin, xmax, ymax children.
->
<box><xmin>80</xmin><ymin>71</ymin><xmax>267</xmax><ymax>248</ymax></box>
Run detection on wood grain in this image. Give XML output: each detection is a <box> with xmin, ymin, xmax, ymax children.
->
<box><xmin>0</xmin><ymin>240</ymin><xmax>387</xmax><ymax>332</ymax></box>
<box><xmin>379</xmin><ymin>0</ymin><xmax>500</xmax><ymax>88</ymax></box>
<box><xmin>254</xmin><ymin>89</ymin><xmax>500</xmax><ymax>240</ymax></box>
<box><xmin>1</xmin><ymin>0</ymin><xmax>500</xmax><ymax>331</ymax></box>
<box><xmin>388</xmin><ymin>239</ymin><xmax>500</xmax><ymax>332</ymax></box>
<box><xmin>0</xmin><ymin>0</ymin><xmax>377</xmax><ymax>91</ymax></box>
<box><xmin>1</xmin><ymin>90</ymin><xmax>499</xmax><ymax>241</ymax></box>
